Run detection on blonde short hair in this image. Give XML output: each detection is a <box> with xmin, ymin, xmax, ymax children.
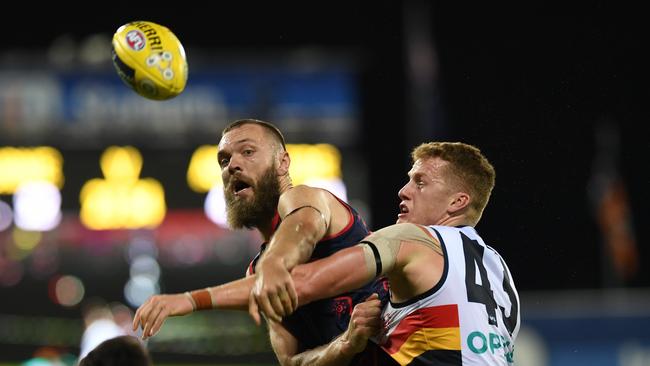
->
<box><xmin>412</xmin><ymin>142</ymin><xmax>496</xmax><ymax>224</ymax></box>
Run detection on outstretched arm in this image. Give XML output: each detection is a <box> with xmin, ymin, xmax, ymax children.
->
<box><xmin>134</xmin><ymin>243</ymin><xmax>374</xmax><ymax>339</ymax></box>
<box><xmin>253</xmin><ymin>223</ymin><xmax>443</xmax><ymax>322</ymax></box>
<box><xmin>133</xmin><ymin>276</ymin><xmax>255</xmax><ymax>339</ymax></box>
<box><xmin>132</xmin><ymin>245</ymin><xmax>370</xmax><ymax>340</ymax></box>
<box><xmin>135</xmin><ymin>221</ymin><xmax>427</xmax><ymax>339</ymax></box>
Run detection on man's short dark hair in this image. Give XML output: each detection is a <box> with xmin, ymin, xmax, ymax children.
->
<box><xmin>222</xmin><ymin>119</ymin><xmax>287</xmax><ymax>151</ymax></box>
<box><xmin>78</xmin><ymin>336</ymin><xmax>152</xmax><ymax>366</ymax></box>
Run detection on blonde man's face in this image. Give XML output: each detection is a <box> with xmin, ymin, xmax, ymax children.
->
<box><xmin>397</xmin><ymin>157</ymin><xmax>456</xmax><ymax>226</ymax></box>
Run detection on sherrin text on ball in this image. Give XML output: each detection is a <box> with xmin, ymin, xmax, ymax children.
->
<box><xmin>112</xmin><ymin>21</ymin><xmax>188</xmax><ymax>100</ymax></box>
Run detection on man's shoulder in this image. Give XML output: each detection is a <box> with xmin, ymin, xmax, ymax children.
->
<box><xmin>284</xmin><ymin>184</ymin><xmax>322</xmax><ymax>195</ymax></box>
<box><xmin>280</xmin><ymin>185</ymin><xmax>341</xmax><ymax>205</ymax></box>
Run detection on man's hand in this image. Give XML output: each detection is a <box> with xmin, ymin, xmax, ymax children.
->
<box><xmin>340</xmin><ymin>293</ymin><xmax>382</xmax><ymax>355</ymax></box>
<box><xmin>132</xmin><ymin>293</ymin><xmax>194</xmax><ymax>339</ymax></box>
<box><xmin>249</xmin><ymin>256</ymin><xmax>298</xmax><ymax>325</ymax></box>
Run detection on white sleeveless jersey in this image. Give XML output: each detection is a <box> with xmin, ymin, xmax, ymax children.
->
<box><xmin>374</xmin><ymin>225</ymin><xmax>520</xmax><ymax>365</ymax></box>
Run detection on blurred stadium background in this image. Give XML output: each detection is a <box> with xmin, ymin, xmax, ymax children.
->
<box><xmin>1</xmin><ymin>2</ymin><xmax>649</xmax><ymax>365</ymax></box>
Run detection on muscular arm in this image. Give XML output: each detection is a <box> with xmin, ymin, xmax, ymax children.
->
<box><xmin>136</xmin><ymin>222</ymin><xmax>430</xmax><ymax>339</ymax></box>
<box><xmin>262</xmin><ymin>185</ymin><xmax>332</xmax><ymax>268</ymax></box>
<box><xmin>133</xmin><ymin>276</ymin><xmax>256</xmax><ymax>339</ymax></box>
<box><xmin>292</xmin><ymin>246</ymin><xmax>375</xmax><ymax>305</ymax></box>
<box><xmin>133</xmin><ymin>246</ymin><xmax>369</xmax><ymax>340</ymax></box>
<box><xmin>254</xmin><ymin>223</ymin><xmax>443</xmax><ymax>321</ymax></box>
<box><xmin>252</xmin><ymin>186</ymin><xmax>337</xmax><ymax>321</ymax></box>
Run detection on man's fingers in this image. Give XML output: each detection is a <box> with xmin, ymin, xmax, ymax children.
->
<box><xmin>133</xmin><ymin>301</ymin><xmax>153</xmax><ymax>332</ymax></box>
<box><xmin>135</xmin><ymin>300</ymin><xmax>154</xmax><ymax>331</ymax></box>
<box><xmin>350</xmin><ymin>293</ymin><xmax>383</xmax><ymax>336</ymax></box>
<box><xmin>286</xmin><ymin>282</ymin><xmax>298</xmax><ymax>312</ymax></box>
<box><xmin>267</xmin><ymin>292</ymin><xmax>286</xmax><ymax>320</ymax></box>
<box><xmin>132</xmin><ymin>309</ymin><xmax>142</xmax><ymax>332</ymax></box>
<box><xmin>256</xmin><ymin>290</ymin><xmax>281</xmax><ymax>323</ymax></box>
<box><xmin>278</xmin><ymin>289</ymin><xmax>295</xmax><ymax>316</ymax></box>
<box><xmin>142</xmin><ymin>305</ymin><xmax>164</xmax><ymax>340</ymax></box>
<box><xmin>150</xmin><ymin>308</ymin><xmax>169</xmax><ymax>338</ymax></box>
<box><xmin>364</xmin><ymin>293</ymin><xmax>379</xmax><ymax>302</ymax></box>
<box><xmin>248</xmin><ymin>294</ymin><xmax>262</xmax><ymax>326</ymax></box>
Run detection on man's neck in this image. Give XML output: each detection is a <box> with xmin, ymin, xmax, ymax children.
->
<box><xmin>258</xmin><ymin>222</ymin><xmax>274</xmax><ymax>242</ymax></box>
<box><xmin>279</xmin><ymin>176</ymin><xmax>293</xmax><ymax>194</ymax></box>
<box><xmin>438</xmin><ymin>214</ymin><xmax>473</xmax><ymax>228</ymax></box>
<box><xmin>257</xmin><ymin>176</ymin><xmax>293</xmax><ymax>241</ymax></box>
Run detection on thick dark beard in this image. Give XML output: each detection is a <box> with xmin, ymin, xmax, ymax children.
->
<box><xmin>224</xmin><ymin>165</ymin><xmax>280</xmax><ymax>230</ymax></box>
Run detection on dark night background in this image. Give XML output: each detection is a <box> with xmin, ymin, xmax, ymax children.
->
<box><xmin>1</xmin><ymin>5</ymin><xmax>649</xmax><ymax>365</ymax></box>
<box><xmin>2</xmin><ymin>2</ymin><xmax>647</xmax><ymax>292</ymax></box>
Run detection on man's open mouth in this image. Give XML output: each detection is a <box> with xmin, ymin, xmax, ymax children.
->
<box><xmin>232</xmin><ymin>179</ymin><xmax>252</xmax><ymax>194</ymax></box>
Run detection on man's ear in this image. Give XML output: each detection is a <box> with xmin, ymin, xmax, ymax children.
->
<box><xmin>449</xmin><ymin>192</ymin><xmax>470</xmax><ymax>214</ymax></box>
<box><xmin>277</xmin><ymin>150</ymin><xmax>290</xmax><ymax>176</ymax></box>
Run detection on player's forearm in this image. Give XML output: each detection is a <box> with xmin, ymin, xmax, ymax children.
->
<box><xmin>206</xmin><ymin>276</ymin><xmax>255</xmax><ymax>310</ymax></box>
<box><xmin>200</xmin><ymin>247</ymin><xmax>352</xmax><ymax>311</ymax></box>
<box><xmin>292</xmin><ymin>246</ymin><xmax>375</xmax><ymax>305</ymax></box>
<box><xmin>185</xmin><ymin>277</ymin><xmax>255</xmax><ymax>312</ymax></box>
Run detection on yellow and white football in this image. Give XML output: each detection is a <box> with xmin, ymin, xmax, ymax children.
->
<box><xmin>111</xmin><ymin>21</ymin><xmax>188</xmax><ymax>100</ymax></box>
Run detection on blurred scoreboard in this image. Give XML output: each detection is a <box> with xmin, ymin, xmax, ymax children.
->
<box><xmin>0</xmin><ymin>61</ymin><xmax>360</xmax><ymax>148</ymax></box>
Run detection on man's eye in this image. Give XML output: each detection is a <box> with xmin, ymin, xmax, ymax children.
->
<box><xmin>243</xmin><ymin>149</ymin><xmax>254</xmax><ymax>156</ymax></box>
<box><xmin>219</xmin><ymin>158</ymin><xmax>229</xmax><ymax>167</ymax></box>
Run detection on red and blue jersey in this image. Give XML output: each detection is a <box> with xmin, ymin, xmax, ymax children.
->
<box><xmin>247</xmin><ymin>194</ymin><xmax>389</xmax><ymax>351</ymax></box>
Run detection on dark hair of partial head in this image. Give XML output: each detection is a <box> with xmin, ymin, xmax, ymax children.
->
<box><xmin>78</xmin><ymin>336</ymin><xmax>152</xmax><ymax>366</ymax></box>
<box><xmin>412</xmin><ymin>142</ymin><xmax>496</xmax><ymax>224</ymax></box>
<box><xmin>222</xmin><ymin>119</ymin><xmax>287</xmax><ymax>151</ymax></box>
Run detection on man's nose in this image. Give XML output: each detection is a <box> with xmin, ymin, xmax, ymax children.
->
<box><xmin>227</xmin><ymin>154</ymin><xmax>243</xmax><ymax>174</ymax></box>
<box><xmin>398</xmin><ymin>183</ymin><xmax>411</xmax><ymax>200</ymax></box>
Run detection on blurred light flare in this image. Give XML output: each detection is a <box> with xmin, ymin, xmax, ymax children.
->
<box><xmin>286</xmin><ymin>144</ymin><xmax>342</xmax><ymax>184</ymax></box>
<box><xmin>48</xmin><ymin>275</ymin><xmax>85</xmax><ymax>307</ymax></box>
<box><xmin>0</xmin><ymin>146</ymin><xmax>64</xmax><ymax>194</ymax></box>
<box><xmin>100</xmin><ymin>146</ymin><xmax>142</xmax><ymax>184</ymax></box>
<box><xmin>0</xmin><ymin>200</ymin><xmax>13</xmax><ymax>231</ymax></box>
<box><xmin>129</xmin><ymin>255</ymin><xmax>161</xmax><ymax>282</ymax></box>
<box><xmin>11</xmin><ymin>227</ymin><xmax>42</xmax><ymax>251</ymax></box>
<box><xmin>80</xmin><ymin>146</ymin><xmax>166</xmax><ymax>230</ymax></box>
<box><xmin>124</xmin><ymin>275</ymin><xmax>159</xmax><ymax>307</ymax></box>
<box><xmin>127</xmin><ymin>235</ymin><xmax>159</xmax><ymax>262</ymax></box>
<box><xmin>204</xmin><ymin>186</ymin><xmax>228</xmax><ymax>227</ymax></box>
<box><xmin>187</xmin><ymin>145</ymin><xmax>222</xmax><ymax>193</ymax></box>
<box><xmin>13</xmin><ymin>181</ymin><xmax>62</xmax><ymax>231</ymax></box>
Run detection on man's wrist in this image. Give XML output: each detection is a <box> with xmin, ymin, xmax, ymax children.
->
<box><xmin>184</xmin><ymin>291</ymin><xmax>197</xmax><ymax>311</ymax></box>
<box><xmin>259</xmin><ymin>254</ymin><xmax>286</xmax><ymax>269</ymax></box>
<box><xmin>188</xmin><ymin>289</ymin><xmax>213</xmax><ymax>310</ymax></box>
<box><xmin>338</xmin><ymin>329</ymin><xmax>364</xmax><ymax>356</ymax></box>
